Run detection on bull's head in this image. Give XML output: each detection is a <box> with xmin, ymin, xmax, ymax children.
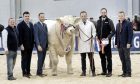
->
<box><xmin>56</xmin><ymin>15</ymin><xmax>80</xmax><ymax>36</ymax></box>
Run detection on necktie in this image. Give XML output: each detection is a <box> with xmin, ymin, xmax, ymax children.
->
<box><xmin>42</xmin><ymin>23</ymin><xmax>47</xmax><ymax>31</ymax></box>
<box><xmin>119</xmin><ymin>23</ymin><xmax>122</xmax><ymax>32</ymax></box>
<box><xmin>83</xmin><ymin>21</ymin><xmax>86</xmax><ymax>25</ymax></box>
<box><xmin>27</xmin><ymin>23</ymin><xmax>30</xmax><ymax>28</ymax></box>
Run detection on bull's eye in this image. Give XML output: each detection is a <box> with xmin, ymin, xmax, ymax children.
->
<box><xmin>64</xmin><ymin>23</ymin><xmax>69</xmax><ymax>28</ymax></box>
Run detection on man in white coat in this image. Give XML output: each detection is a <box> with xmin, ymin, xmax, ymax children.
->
<box><xmin>77</xmin><ymin>11</ymin><xmax>96</xmax><ymax>77</ymax></box>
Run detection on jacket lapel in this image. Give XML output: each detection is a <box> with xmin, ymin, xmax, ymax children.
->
<box><xmin>37</xmin><ymin>22</ymin><xmax>47</xmax><ymax>34</ymax></box>
<box><xmin>22</xmin><ymin>21</ymin><xmax>30</xmax><ymax>29</ymax></box>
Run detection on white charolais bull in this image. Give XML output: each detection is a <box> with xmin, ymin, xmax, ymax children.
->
<box><xmin>44</xmin><ymin>16</ymin><xmax>79</xmax><ymax>76</ymax></box>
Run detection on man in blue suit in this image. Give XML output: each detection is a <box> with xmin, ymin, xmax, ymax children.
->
<box><xmin>34</xmin><ymin>13</ymin><xmax>48</xmax><ymax>77</ymax></box>
<box><xmin>115</xmin><ymin>11</ymin><xmax>133</xmax><ymax>77</ymax></box>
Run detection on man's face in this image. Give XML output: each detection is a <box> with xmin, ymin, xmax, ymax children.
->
<box><xmin>101</xmin><ymin>9</ymin><xmax>107</xmax><ymax>17</ymax></box>
<box><xmin>118</xmin><ymin>13</ymin><xmax>125</xmax><ymax>22</ymax></box>
<box><xmin>8</xmin><ymin>19</ymin><xmax>15</xmax><ymax>28</ymax></box>
<box><xmin>80</xmin><ymin>13</ymin><xmax>87</xmax><ymax>22</ymax></box>
<box><xmin>39</xmin><ymin>14</ymin><xmax>45</xmax><ymax>22</ymax></box>
<box><xmin>23</xmin><ymin>14</ymin><xmax>30</xmax><ymax>23</ymax></box>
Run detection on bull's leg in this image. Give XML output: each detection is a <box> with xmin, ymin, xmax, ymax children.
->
<box><xmin>49</xmin><ymin>53</ymin><xmax>52</xmax><ymax>69</ymax></box>
<box><xmin>52</xmin><ymin>55</ymin><xmax>58</xmax><ymax>76</ymax></box>
<box><xmin>50</xmin><ymin>47</ymin><xmax>58</xmax><ymax>76</ymax></box>
<box><xmin>66</xmin><ymin>52</ymin><xmax>73</xmax><ymax>74</ymax></box>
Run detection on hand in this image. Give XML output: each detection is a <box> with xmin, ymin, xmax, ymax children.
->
<box><xmin>127</xmin><ymin>44</ymin><xmax>131</xmax><ymax>48</ymax></box>
<box><xmin>101</xmin><ymin>43</ymin><xmax>105</xmax><ymax>47</ymax></box>
<box><xmin>5</xmin><ymin>51</ymin><xmax>9</xmax><ymax>55</ymax></box>
<box><xmin>38</xmin><ymin>45</ymin><xmax>42</xmax><ymax>52</ymax></box>
<box><xmin>105</xmin><ymin>38</ymin><xmax>109</xmax><ymax>40</ymax></box>
<box><xmin>21</xmin><ymin>45</ymin><xmax>24</xmax><ymax>50</ymax></box>
<box><xmin>96</xmin><ymin>36</ymin><xmax>100</xmax><ymax>43</ymax></box>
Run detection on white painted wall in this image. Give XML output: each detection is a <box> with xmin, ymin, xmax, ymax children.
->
<box><xmin>132</xmin><ymin>0</ymin><xmax>139</xmax><ymax>15</ymax></box>
<box><xmin>21</xmin><ymin>0</ymin><xmax>128</xmax><ymax>25</ymax></box>
<box><xmin>0</xmin><ymin>0</ymin><xmax>139</xmax><ymax>26</ymax></box>
<box><xmin>0</xmin><ymin>0</ymin><xmax>10</xmax><ymax>27</ymax></box>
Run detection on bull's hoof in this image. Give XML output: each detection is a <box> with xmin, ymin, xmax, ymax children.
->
<box><xmin>68</xmin><ymin>73</ymin><xmax>74</xmax><ymax>75</ymax></box>
<box><xmin>67</xmin><ymin>69</ymin><xmax>73</xmax><ymax>74</ymax></box>
<box><xmin>67</xmin><ymin>72</ymin><xmax>74</xmax><ymax>74</ymax></box>
<box><xmin>52</xmin><ymin>74</ymin><xmax>57</xmax><ymax>76</ymax></box>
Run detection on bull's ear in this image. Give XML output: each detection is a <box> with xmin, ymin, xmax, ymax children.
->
<box><xmin>74</xmin><ymin>17</ymin><xmax>81</xmax><ymax>24</ymax></box>
<box><xmin>56</xmin><ymin>19</ymin><xmax>63</xmax><ymax>24</ymax></box>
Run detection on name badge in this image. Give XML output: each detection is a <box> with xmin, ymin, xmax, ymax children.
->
<box><xmin>105</xmin><ymin>22</ymin><xmax>108</xmax><ymax>24</ymax></box>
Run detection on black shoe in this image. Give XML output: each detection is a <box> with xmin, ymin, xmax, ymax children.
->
<box><xmin>106</xmin><ymin>73</ymin><xmax>112</xmax><ymax>77</ymax></box>
<box><xmin>80</xmin><ymin>72</ymin><xmax>86</xmax><ymax>76</ymax></box>
<box><xmin>28</xmin><ymin>73</ymin><xmax>32</xmax><ymax>76</ymax></box>
<box><xmin>122</xmin><ymin>74</ymin><xmax>131</xmax><ymax>77</ymax></box>
<box><xmin>98</xmin><ymin>72</ymin><xmax>107</xmax><ymax>75</ymax></box>
<box><xmin>8</xmin><ymin>77</ymin><xmax>16</xmax><ymax>80</ymax></box>
<box><xmin>118</xmin><ymin>73</ymin><xmax>125</xmax><ymax>77</ymax></box>
<box><xmin>23</xmin><ymin>74</ymin><xmax>30</xmax><ymax>78</ymax></box>
<box><xmin>37</xmin><ymin>74</ymin><xmax>47</xmax><ymax>77</ymax></box>
<box><xmin>92</xmin><ymin>72</ymin><xmax>96</xmax><ymax>77</ymax></box>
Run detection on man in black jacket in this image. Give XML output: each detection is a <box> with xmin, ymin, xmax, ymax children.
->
<box><xmin>17</xmin><ymin>11</ymin><xmax>34</xmax><ymax>78</ymax></box>
<box><xmin>96</xmin><ymin>8</ymin><xmax>115</xmax><ymax>77</ymax></box>
<box><xmin>2</xmin><ymin>18</ymin><xmax>18</xmax><ymax>80</ymax></box>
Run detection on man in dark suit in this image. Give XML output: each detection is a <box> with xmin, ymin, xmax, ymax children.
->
<box><xmin>17</xmin><ymin>11</ymin><xmax>34</xmax><ymax>78</ymax></box>
<box><xmin>34</xmin><ymin>13</ymin><xmax>48</xmax><ymax>77</ymax></box>
<box><xmin>115</xmin><ymin>11</ymin><xmax>133</xmax><ymax>77</ymax></box>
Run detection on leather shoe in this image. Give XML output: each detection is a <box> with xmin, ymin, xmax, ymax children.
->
<box><xmin>37</xmin><ymin>74</ymin><xmax>47</xmax><ymax>77</ymax></box>
<box><xmin>92</xmin><ymin>72</ymin><xmax>96</xmax><ymax>77</ymax></box>
<box><xmin>28</xmin><ymin>73</ymin><xmax>32</xmax><ymax>76</ymax></box>
<box><xmin>118</xmin><ymin>73</ymin><xmax>125</xmax><ymax>77</ymax></box>
<box><xmin>122</xmin><ymin>74</ymin><xmax>131</xmax><ymax>77</ymax></box>
<box><xmin>23</xmin><ymin>74</ymin><xmax>30</xmax><ymax>78</ymax></box>
<box><xmin>98</xmin><ymin>72</ymin><xmax>107</xmax><ymax>75</ymax></box>
<box><xmin>8</xmin><ymin>77</ymin><xmax>16</xmax><ymax>80</ymax></box>
<box><xmin>80</xmin><ymin>72</ymin><xmax>86</xmax><ymax>76</ymax></box>
<box><xmin>106</xmin><ymin>72</ymin><xmax>112</xmax><ymax>77</ymax></box>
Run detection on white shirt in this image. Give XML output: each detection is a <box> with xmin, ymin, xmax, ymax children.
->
<box><xmin>78</xmin><ymin>20</ymin><xmax>96</xmax><ymax>53</ymax></box>
<box><xmin>39</xmin><ymin>21</ymin><xmax>43</xmax><ymax>26</ymax></box>
<box><xmin>2</xmin><ymin>29</ymin><xmax>8</xmax><ymax>51</ymax></box>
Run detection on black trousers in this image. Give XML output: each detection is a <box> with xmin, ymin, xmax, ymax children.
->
<box><xmin>80</xmin><ymin>52</ymin><xmax>95</xmax><ymax>73</ymax></box>
<box><xmin>37</xmin><ymin>47</ymin><xmax>47</xmax><ymax>75</ymax></box>
<box><xmin>118</xmin><ymin>47</ymin><xmax>131</xmax><ymax>74</ymax></box>
<box><xmin>21</xmin><ymin>48</ymin><xmax>33</xmax><ymax>75</ymax></box>
<box><xmin>99</xmin><ymin>44</ymin><xmax>112</xmax><ymax>73</ymax></box>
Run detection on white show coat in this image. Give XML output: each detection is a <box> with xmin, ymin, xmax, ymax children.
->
<box><xmin>78</xmin><ymin>20</ymin><xmax>96</xmax><ymax>53</ymax></box>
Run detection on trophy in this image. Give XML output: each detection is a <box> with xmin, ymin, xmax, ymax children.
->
<box><xmin>101</xmin><ymin>38</ymin><xmax>109</xmax><ymax>54</ymax></box>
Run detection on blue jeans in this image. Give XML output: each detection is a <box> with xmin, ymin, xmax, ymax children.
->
<box><xmin>6</xmin><ymin>51</ymin><xmax>17</xmax><ymax>78</ymax></box>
